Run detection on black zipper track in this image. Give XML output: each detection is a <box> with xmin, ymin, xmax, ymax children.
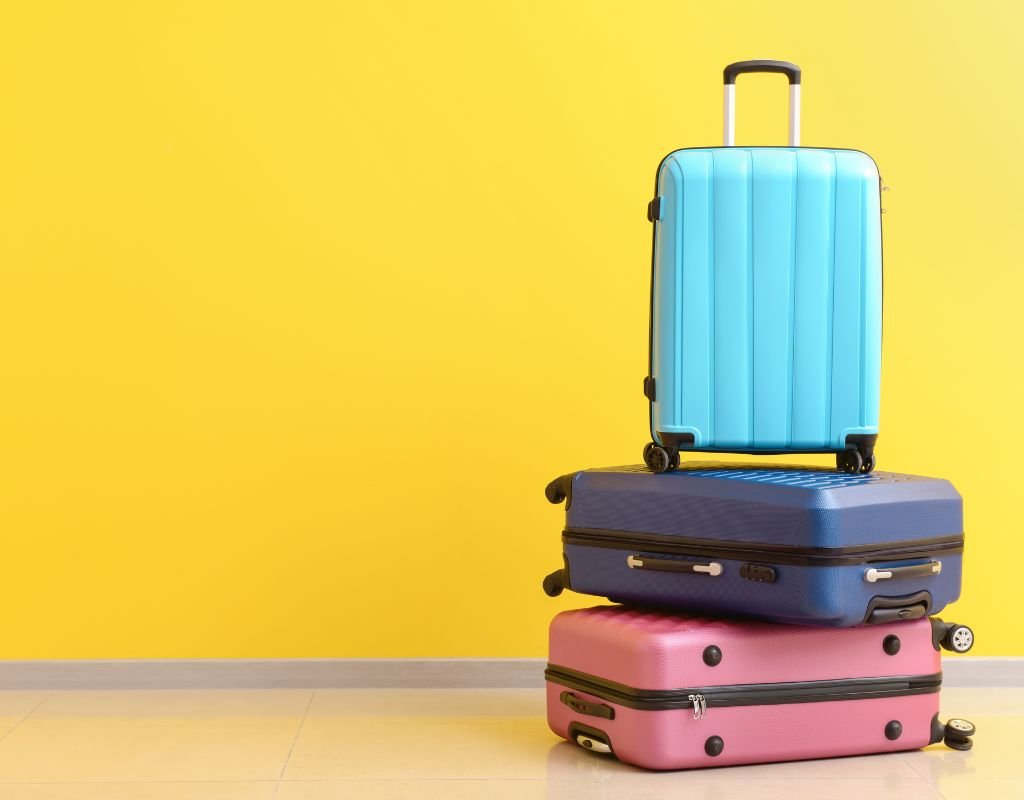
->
<box><xmin>563</xmin><ymin>527</ymin><xmax>964</xmax><ymax>567</ymax></box>
<box><xmin>546</xmin><ymin>665</ymin><xmax>942</xmax><ymax>711</ymax></box>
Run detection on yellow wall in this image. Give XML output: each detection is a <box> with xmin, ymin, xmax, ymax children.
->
<box><xmin>0</xmin><ymin>2</ymin><xmax>1020</xmax><ymax>657</ymax></box>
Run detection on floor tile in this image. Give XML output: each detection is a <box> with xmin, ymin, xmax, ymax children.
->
<box><xmin>546</xmin><ymin>740</ymin><xmax>618</xmax><ymax>782</ymax></box>
<box><xmin>902</xmin><ymin>747</ymin><xmax>978</xmax><ymax>784</ymax></box>
<box><xmin>24</xmin><ymin>690</ymin><xmax>312</xmax><ymax>726</ymax></box>
<box><xmin>0</xmin><ymin>783</ymin><xmax>276</xmax><ymax>799</ymax></box>
<box><xmin>0</xmin><ymin>686</ymin><xmax>1009</xmax><ymax>794</ymax></box>
<box><xmin>306</xmin><ymin>689</ymin><xmax>543</xmax><ymax>720</ymax></box>
<box><xmin>276</xmin><ymin>779</ymin><xmax>605</xmax><ymax>799</ymax></box>
<box><xmin>0</xmin><ymin>693</ymin><xmax>49</xmax><ymax>739</ymax></box>
<box><xmin>902</xmin><ymin>718</ymin><xmax>1000</xmax><ymax>781</ymax></box>
<box><xmin>0</xmin><ymin>722</ymin><xmax>299</xmax><ymax>782</ymax></box>
<box><xmin>283</xmin><ymin>719</ymin><xmax>598</xmax><ymax>781</ymax></box>
<box><xmin>601</xmin><ymin>777</ymin><xmax>943</xmax><ymax>800</ymax></box>
<box><xmin>934</xmin><ymin>778</ymin><xmax>1024</xmax><ymax>800</ymax></box>
<box><xmin>597</xmin><ymin>750</ymin><xmax>925</xmax><ymax>781</ymax></box>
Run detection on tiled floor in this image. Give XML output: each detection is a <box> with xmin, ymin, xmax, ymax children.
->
<box><xmin>0</xmin><ymin>686</ymin><xmax>1013</xmax><ymax>798</ymax></box>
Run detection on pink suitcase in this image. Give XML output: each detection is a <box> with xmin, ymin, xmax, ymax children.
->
<box><xmin>546</xmin><ymin>606</ymin><xmax>976</xmax><ymax>770</ymax></box>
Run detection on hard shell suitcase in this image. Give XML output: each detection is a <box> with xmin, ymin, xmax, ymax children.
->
<box><xmin>543</xmin><ymin>464</ymin><xmax>965</xmax><ymax>628</ymax></box>
<box><xmin>642</xmin><ymin>61</ymin><xmax>883</xmax><ymax>475</ymax></box>
<box><xmin>547</xmin><ymin>605</ymin><xmax>976</xmax><ymax>770</ymax></box>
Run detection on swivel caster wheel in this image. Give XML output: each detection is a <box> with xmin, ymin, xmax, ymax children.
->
<box><xmin>941</xmin><ymin>624</ymin><xmax>975</xmax><ymax>654</ymax></box>
<box><xmin>837</xmin><ymin>449</ymin><xmax>863</xmax><ymax>475</ymax></box>
<box><xmin>544</xmin><ymin>477</ymin><xmax>567</xmax><ymax>505</ymax></box>
<box><xmin>542</xmin><ymin>569</ymin><xmax>565</xmax><ymax>598</ymax></box>
<box><xmin>643</xmin><ymin>443</ymin><xmax>675</xmax><ymax>474</ymax></box>
<box><xmin>860</xmin><ymin>452</ymin><xmax>876</xmax><ymax>474</ymax></box>
<box><xmin>943</xmin><ymin>718</ymin><xmax>976</xmax><ymax>751</ymax></box>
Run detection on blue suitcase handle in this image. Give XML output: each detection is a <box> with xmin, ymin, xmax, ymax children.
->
<box><xmin>626</xmin><ymin>554</ymin><xmax>723</xmax><ymax>576</ymax></box>
<box><xmin>864</xmin><ymin>561</ymin><xmax>942</xmax><ymax>583</ymax></box>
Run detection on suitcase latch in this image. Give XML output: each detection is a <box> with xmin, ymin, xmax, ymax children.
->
<box><xmin>740</xmin><ymin>563</ymin><xmax>777</xmax><ymax>583</ymax></box>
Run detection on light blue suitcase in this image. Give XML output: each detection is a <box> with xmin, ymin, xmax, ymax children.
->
<box><xmin>643</xmin><ymin>61</ymin><xmax>883</xmax><ymax>474</ymax></box>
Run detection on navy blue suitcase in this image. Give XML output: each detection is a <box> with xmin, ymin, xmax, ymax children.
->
<box><xmin>542</xmin><ymin>464</ymin><xmax>965</xmax><ymax>629</ymax></box>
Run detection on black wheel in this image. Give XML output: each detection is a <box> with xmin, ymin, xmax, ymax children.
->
<box><xmin>837</xmin><ymin>449</ymin><xmax>863</xmax><ymax>475</ymax></box>
<box><xmin>544</xmin><ymin>479</ymin><xmax>566</xmax><ymax>505</ymax></box>
<box><xmin>945</xmin><ymin>719</ymin><xmax>976</xmax><ymax>738</ymax></box>
<box><xmin>942</xmin><ymin>624</ymin><xmax>975</xmax><ymax>654</ymax></box>
<box><xmin>542</xmin><ymin>570</ymin><xmax>565</xmax><ymax>598</ymax></box>
<box><xmin>943</xmin><ymin>718</ymin><xmax>975</xmax><ymax>751</ymax></box>
<box><xmin>668</xmin><ymin>450</ymin><xmax>680</xmax><ymax>471</ymax></box>
<box><xmin>860</xmin><ymin>453</ymin><xmax>876</xmax><ymax>474</ymax></box>
<box><xmin>644</xmin><ymin>444</ymin><xmax>671</xmax><ymax>474</ymax></box>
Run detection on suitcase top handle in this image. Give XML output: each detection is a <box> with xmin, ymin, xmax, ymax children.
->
<box><xmin>722</xmin><ymin>60</ymin><xmax>801</xmax><ymax>148</ymax></box>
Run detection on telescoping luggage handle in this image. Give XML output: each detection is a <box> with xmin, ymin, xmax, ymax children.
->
<box><xmin>723</xmin><ymin>60</ymin><xmax>801</xmax><ymax>147</ymax></box>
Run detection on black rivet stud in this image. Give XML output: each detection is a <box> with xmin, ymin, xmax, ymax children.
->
<box><xmin>705</xmin><ymin>735</ymin><xmax>725</xmax><ymax>757</ymax></box>
<box><xmin>883</xmin><ymin>635</ymin><xmax>901</xmax><ymax>656</ymax></box>
<box><xmin>703</xmin><ymin>645</ymin><xmax>722</xmax><ymax>666</ymax></box>
<box><xmin>885</xmin><ymin>720</ymin><xmax>903</xmax><ymax>740</ymax></box>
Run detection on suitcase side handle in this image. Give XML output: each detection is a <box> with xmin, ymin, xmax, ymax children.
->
<box><xmin>560</xmin><ymin>691</ymin><xmax>615</xmax><ymax>720</ymax></box>
<box><xmin>626</xmin><ymin>554</ymin><xmax>723</xmax><ymax>576</ymax></box>
<box><xmin>864</xmin><ymin>561</ymin><xmax>942</xmax><ymax>583</ymax></box>
<box><xmin>722</xmin><ymin>59</ymin><xmax>801</xmax><ymax>147</ymax></box>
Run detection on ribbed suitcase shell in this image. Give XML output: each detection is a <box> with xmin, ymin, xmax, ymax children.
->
<box><xmin>545</xmin><ymin>464</ymin><xmax>963</xmax><ymax>626</ymax></box>
<box><xmin>649</xmin><ymin>147</ymin><xmax>882</xmax><ymax>454</ymax></box>
<box><xmin>547</xmin><ymin>606</ymin><xmax>944</xmax><ymax>770</ymax></box>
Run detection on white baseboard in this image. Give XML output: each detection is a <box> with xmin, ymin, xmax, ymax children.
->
<box><xmin>0</xmin><ymin>657</ymin><xmax>1019</xmax><ymax>690</ymax></box>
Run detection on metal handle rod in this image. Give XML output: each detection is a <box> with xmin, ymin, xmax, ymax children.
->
<box><xmin>722</xmin><ymin>60</ymin><xmax>801</xmax><ymax>147</ymax></box>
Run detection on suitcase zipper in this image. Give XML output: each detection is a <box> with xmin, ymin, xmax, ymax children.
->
<box><xmin>563</xmin><ymin>527</ymin><xmax>964</xmax><ymax>567</ymax></box>
<box><xmin>546</xmin><ymin>665</ymin><xmax>942</xmax><ymax>718</ymax></box>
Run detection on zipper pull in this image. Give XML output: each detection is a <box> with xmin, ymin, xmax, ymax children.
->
<box><xmin>688</xmin><ymin>693</ymin><xmax>707</xmax><ymax>720</ymax></box>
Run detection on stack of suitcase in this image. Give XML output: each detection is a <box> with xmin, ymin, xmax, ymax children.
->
<box><xmin>540</xmin><ymin>61</ymin><xmax>976</xmax><ymax>771</ymax></box>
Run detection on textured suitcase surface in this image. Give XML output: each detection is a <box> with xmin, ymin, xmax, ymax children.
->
<box><xmin>544</xmin><ymin>464</ymin><xmax>964</xmax><ymax>626</ymax></box>
<box><xmin>547</xmin><ymin>606</ymin><xmax>972</xmax><ymax>770</ymax></box>
<box><xmin>643</xmin><ymin>61</ymin><xmax>882</xmax><ymax>473</ymax></box>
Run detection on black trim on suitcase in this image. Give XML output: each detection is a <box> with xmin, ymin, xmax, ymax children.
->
<box><xmin>545</xmin><ymin>665</ymin><xmax>942</xmax><ymax>712</ymax></box>
<box><xmin>562</xmin><ymin>528</ymin><xmax>965</xmax><ymax>568</ymax></box>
